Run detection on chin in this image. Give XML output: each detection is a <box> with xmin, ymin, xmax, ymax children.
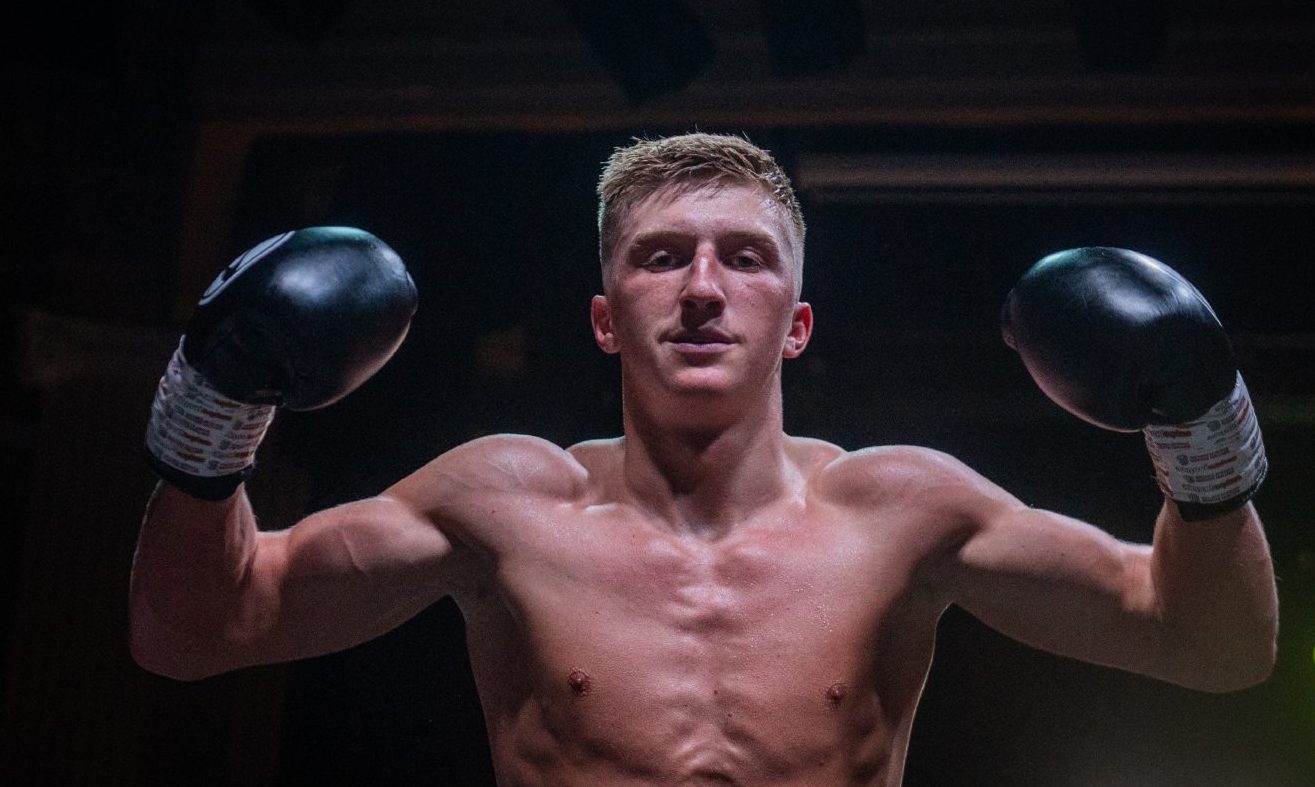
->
<box><xmin>665</xmin><ymin>367</ymin><xmax>740</xmax><ymax>395</ymax></box>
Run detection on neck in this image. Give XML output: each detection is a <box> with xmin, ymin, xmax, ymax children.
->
<box><xmin>618</xmin><ymin>382</ymin><xmax>793</xmax><ymax>538</ymax></box>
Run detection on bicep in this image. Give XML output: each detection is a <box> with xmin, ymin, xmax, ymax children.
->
<box><xmin>939</xmin><ymin>502</ymin><xmax>1166</xmax><ymax>673</ymax></box>
<box><xmin>243</xmin><ymin>495</ymin><xmax>461</xmax><ymax>664</ymax></box>
<box><xmin>234</xmin><ymin>433</ymin><xmax>579</xmax><ymax>667</ymax></box>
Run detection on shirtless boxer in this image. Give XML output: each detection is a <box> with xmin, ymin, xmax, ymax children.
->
<box><xmin>130</xmin><ymin>133</ymin><xmax>1277</xmax><ymax>786</ymax></box>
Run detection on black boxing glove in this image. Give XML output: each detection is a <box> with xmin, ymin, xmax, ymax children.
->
<box><xmin>145</xmin><ymin>227</ymin><xmax>418</xmax><ymax>500</ymax></box>
<box><xmin>1001</xmin><ymin>246</ymin><xmax>1266</xmax><ymax>521</ymax></box>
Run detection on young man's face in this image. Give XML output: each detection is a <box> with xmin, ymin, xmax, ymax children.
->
<box><xmin>591</xmin><ymin>181</ymin><xmax>812</xmax><ymax>402</ymax></box>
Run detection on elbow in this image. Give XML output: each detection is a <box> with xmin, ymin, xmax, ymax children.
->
<box><xmin>129</xmin><ymin>638</ymin><xmax>215</xmax><ymax>682</ymax></box>
<box><xmin>1194</xmin><ymin>663</ymin><xmax>1274</xmax><ymax>694</ymax></box>
<box><xmin>129</xmin><ymin>621</ymin><xmax>219</xmax><ymax>682</ymax></box>
<box><xmin>128</xmin><ymin>599</ymin><xmax>230</xmax><ymax>682</ymax></box>
<box><xmin>1209</xmin><ymin>609</ymin><xmax>1281</xmax><ymax>692</ymax></box>
<box><xmin>1220</xmin><ymin>640</ymin><xmax>1278</xmax><ymax>692</ymax></box>
<box><xmin>1181</xmin><ymin>637</ymin><xmax>1277</xmax><ymax>694</ymax></box>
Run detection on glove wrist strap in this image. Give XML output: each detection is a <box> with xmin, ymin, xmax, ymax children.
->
<box><xmin>1143</xmin><ymin>372</ymin><xmax>1267</xmax><ymax>521</ymax></box>
<box><xmin>145</xmin><ymin>340</ymin><xmax>275</xmax><ymax>499</ymax></box>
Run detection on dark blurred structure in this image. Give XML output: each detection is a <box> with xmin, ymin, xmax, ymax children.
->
<box><xmin>3</xmin><ymin>1</ymin><xmax>1314</xmax><ymax>785</ymax></box>
<box><xmin>555</xmin><ymin>0</ymin><xmax>717</xmax><ymax>103</ymax></box>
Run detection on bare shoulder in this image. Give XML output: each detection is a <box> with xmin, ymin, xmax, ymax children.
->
<box><xmin>812</xmin><ymin>443</ymin><xmax>1016</xmax><ymax>520</ymax></box>
<box><xmin>566</xmin><ymin>436</ymin><xmax>624</xmax><ymax>473</ymax></box>
<box><xmin>785</xmin><ymin>434</ymin><xmax>847</xmax><ymax>468</ymax></box>
<box><xmin>388</xmin><ymin>433</ymin><xmax>591</xmax><ymax>514</ymax></box>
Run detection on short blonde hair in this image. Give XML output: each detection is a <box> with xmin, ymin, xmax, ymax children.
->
<box><xmin>596</xmin><ymin>133</ymin><xmax>805</xmax><ymax>269</ymax></box>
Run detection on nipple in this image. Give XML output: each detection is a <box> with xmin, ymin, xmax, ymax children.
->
<box><xmin>568</xmin><ymin>669</ymin><xmax>592</xmax><ymax>696</ymax></box>
<box><xmin>826</xmin><ymin>682</ymin><xmax>846</xmax><ymax>707</ymax></box>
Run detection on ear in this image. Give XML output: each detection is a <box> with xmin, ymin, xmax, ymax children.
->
<box><xmin>782</xmin><ymin>302</ymin><xmax>813</xmax><ymax>359</ymax></box>
<box><xmin>591</xmin><ymin>295</ymin><xmax>620</xmax><ymax>354</ymax></box>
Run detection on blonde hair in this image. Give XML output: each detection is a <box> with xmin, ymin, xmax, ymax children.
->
<box><xmin>596</xmin><ymin>133</ymin><xmax>805</xmax><ymax>269</ymax></box>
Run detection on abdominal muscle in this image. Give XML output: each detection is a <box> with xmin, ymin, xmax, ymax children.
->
<box><xmin>453</xmin><ymin>498</ymin><xmax>941</xmax><ymax>787</ymax></box>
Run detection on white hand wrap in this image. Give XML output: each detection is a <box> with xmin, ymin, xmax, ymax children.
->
<box><xmin>1143</xmin><ymin>372</ymin><xmax>1267</xmax><ymax>514</ymax></box>
<box><xmin>145</xmin><ymin>340</ymin><xmax>276</xmax><ymax>478</ymax></box>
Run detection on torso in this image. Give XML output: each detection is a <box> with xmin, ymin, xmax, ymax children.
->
<box><xmin>445</xmin><ymin>436</ymin><xmax>967</xmax><ymax>787</ymax></box>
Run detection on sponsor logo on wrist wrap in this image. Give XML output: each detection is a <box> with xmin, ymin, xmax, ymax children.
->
<box><xmin>146</xmin><ymin>340</ymin><xmax>276</xmax><ymax>477</ymax></box>
<box><xmin>1143</xmin><ymin>372</ymin><xmax>1267</xmax><ymax>507</ymax></box>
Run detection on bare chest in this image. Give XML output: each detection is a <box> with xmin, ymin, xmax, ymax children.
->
<box><xmin>458</xmin><ymin>504</ymin><xmax>939</xmax><ymax>783</ymax></box>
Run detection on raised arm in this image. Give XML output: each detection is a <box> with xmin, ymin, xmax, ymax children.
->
<box><xmin>938</xmin><ymin>247</ymin><xmax>1277</xmax><ymax>692</ymax></box>
<box><xmin>129</xmin><ymin>428</ymin><xmax>583</xmax><ymax>680</ymax></box>
<box><xmin>130</xmin><ymin>226</ymin><xmax>430</xmax><ymax>680</ymax></box>
<box><xmin>130</xmin><ymin>481</ymin><xmax>457</xmax><ymax>680</ymax></box>
<box><xmin>939</xmin><ymin>486</ymin><xmax>1276</xmax><ymax>692</ymax></box>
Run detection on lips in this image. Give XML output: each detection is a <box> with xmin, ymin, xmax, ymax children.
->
<box><xmin>667</xmin><ymin>329</ymin><xmax>734</xmax><ymax>354</ymax></box>
<box><xmin>668</xmin><ymin>329</ymin><xmax>733</xmax><ymax>346</ymax></box>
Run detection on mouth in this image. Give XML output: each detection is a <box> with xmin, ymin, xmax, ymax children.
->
<box><xmin>666</xmin><ymin>330</ymin><xmax>734</xmax><ymax>353</ymax></box>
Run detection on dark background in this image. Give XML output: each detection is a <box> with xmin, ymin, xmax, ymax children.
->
<box><xmin>3</xmin><ymin>2</ymin><xmax>1314</xmax><ymax>785</ymax></box>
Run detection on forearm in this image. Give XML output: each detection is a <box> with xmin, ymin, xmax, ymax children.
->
<box><xmin>1150</xmin><ymin>500</ymin><xmax>1278</xmax><ymax>691</ymax></box>
<box><xmin>129</xmin><ymin>481</ymin><xmax>267</xmax><ymax>680</ymax></box>
<box><xmin>1002</xmin><ymin>247</ymin><xmax>1276</xmax><ymax>691</ymax></box>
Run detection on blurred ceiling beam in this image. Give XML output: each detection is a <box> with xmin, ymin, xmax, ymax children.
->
<box><xmin>188</xmin><ymin>20</ymin><xmax>1315</xmax><ymax>130</ymax></box>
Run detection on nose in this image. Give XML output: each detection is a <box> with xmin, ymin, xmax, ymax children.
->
<box><xmin>680</xmin><ymin>251</ymin><xmax>725</xmax><ymax>316</ymax></box>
